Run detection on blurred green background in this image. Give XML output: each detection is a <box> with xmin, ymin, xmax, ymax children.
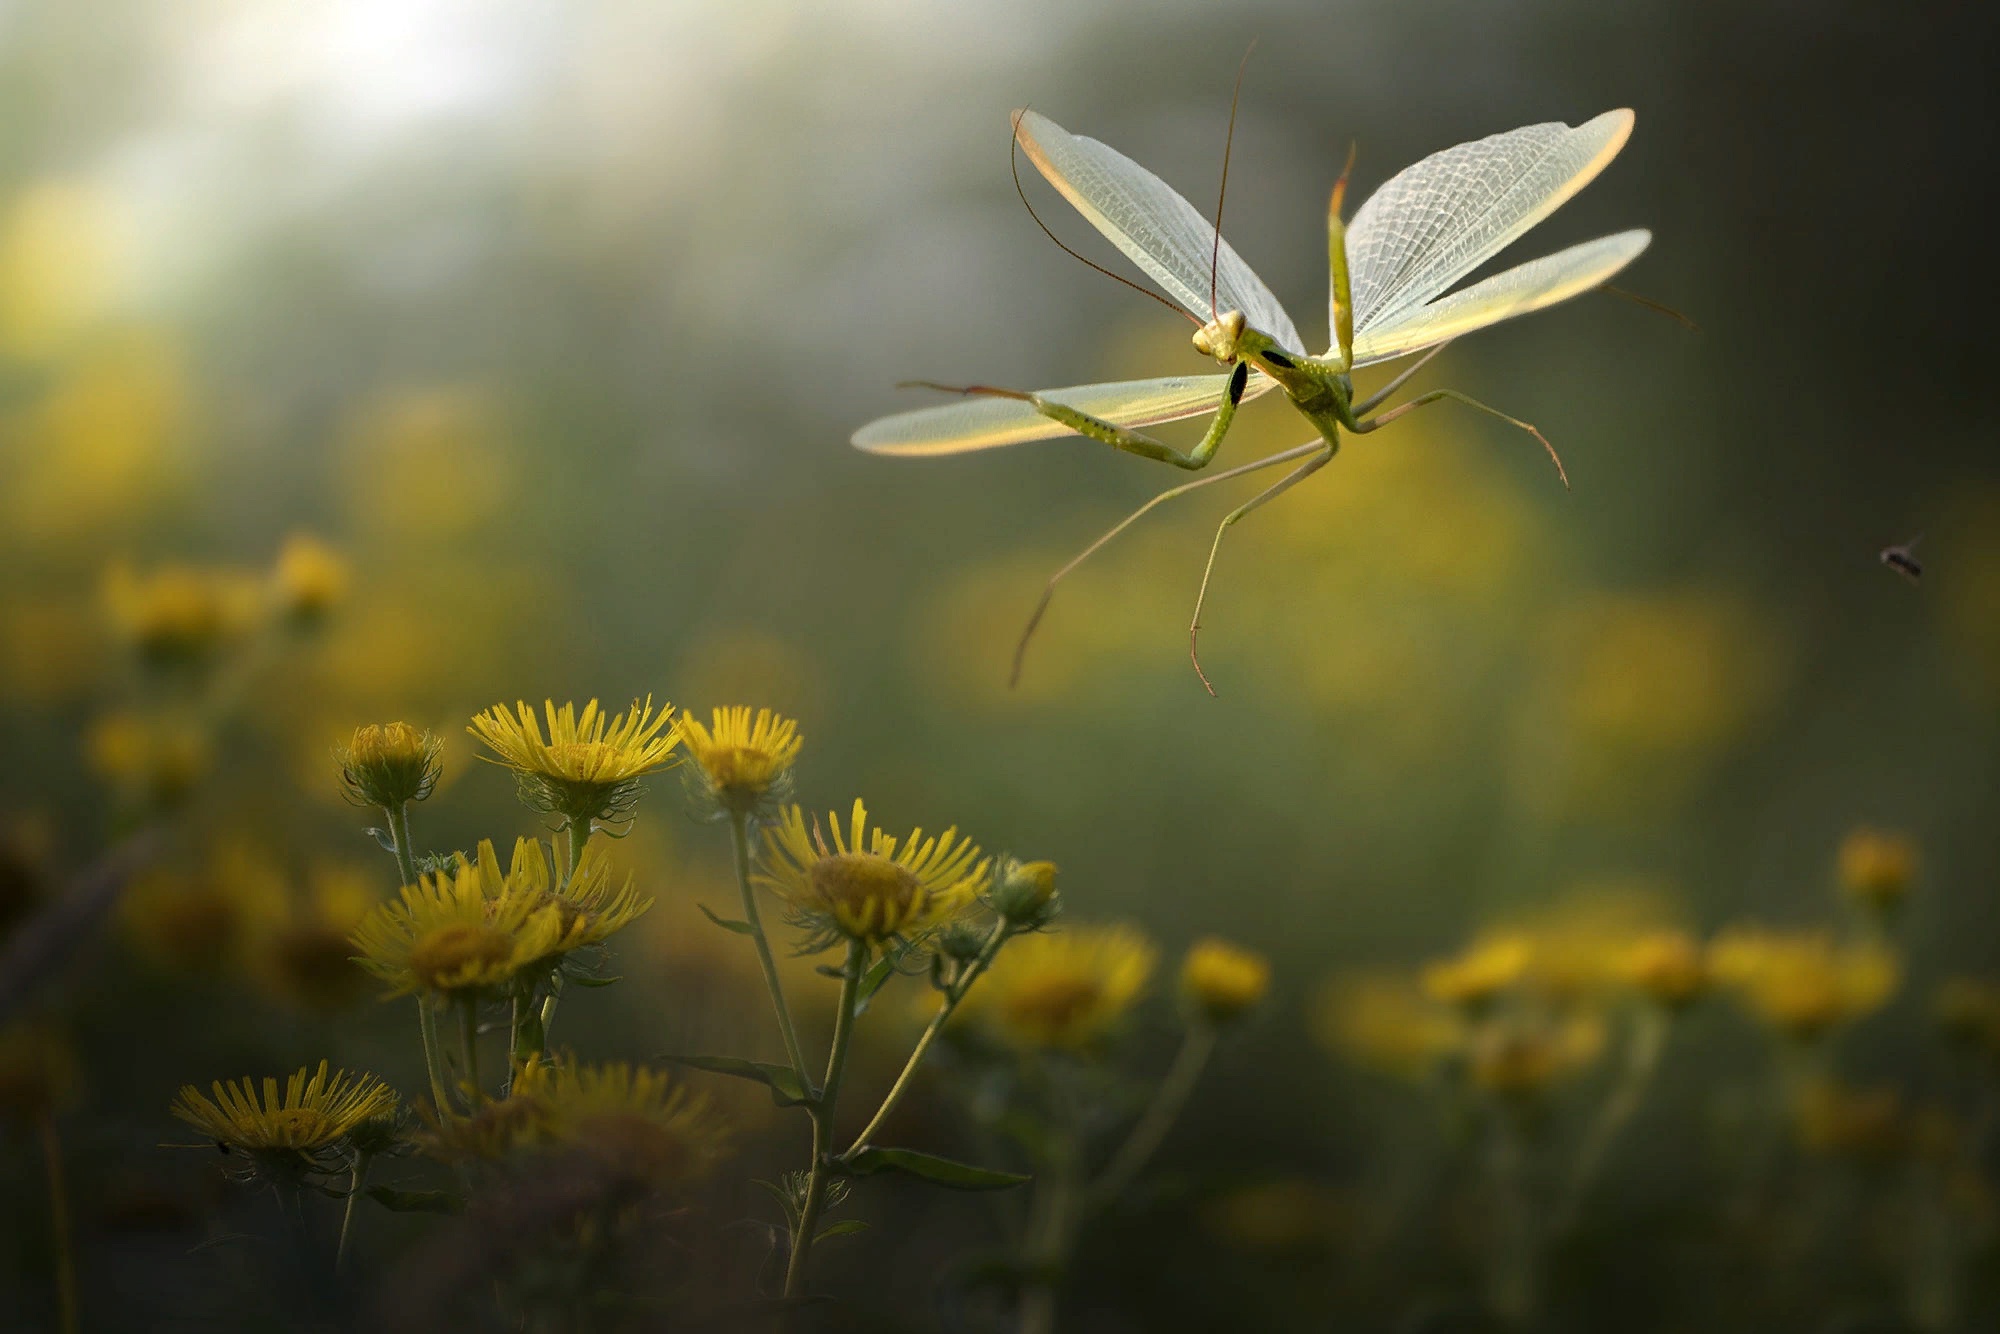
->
<box><xmin>4</xmin><ymin>0</ymin><xmax>1998</xmax><ymax>1329</ymax></box>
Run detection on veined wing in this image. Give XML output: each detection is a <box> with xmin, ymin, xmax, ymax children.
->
<box><xmin>1350</xmin><ymin>230</ymin><xmax>1650</xmax><ymax>367</ymax></box>
<box><xmin>1344</xmin><ymin>110</ymin><xmax>1634</xmax><ymax>339</ymax></box>
<box><xmin>1015</xmin><ymin>110</ymin><xmax>1304</xmax><ymax>354</ymax></box>
<box><xmin>852</xmin><ymin>371</ymin><xmax>1277</xmax><ymax>456</ymax></box>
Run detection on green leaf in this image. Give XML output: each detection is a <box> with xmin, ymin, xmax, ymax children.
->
<box><xmin>366</xmin><ymin>1186</ymin><xmax>463</xmax><ymax>1214</ymax></box>
<box><xmin>842</xmin><ymin>1146</ymin><xmax>1029</xmax><ymax>1191</ymax></box>
<box><xmin>815</xmin><ymin>1219</ymin><xmax>869</xmax><ymax>1242</ymax></box>
<box><xmin>661</xmin><ymin>1053</ymin><xmax>814</xmax><ymax>1106</ymax></box>
<box><xmin>697</xmin><ymin>902</ymin><xmax>756</xmax><ymax>935</ymax></box>
<box><xmin>851</xmin><ymin>942</ymin><xmax>913</xmax><ymax>1018</ymax></box>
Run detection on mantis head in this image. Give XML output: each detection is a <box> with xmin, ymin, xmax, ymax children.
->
<box><xmin>1192</xmin><ymin>310</ymin><xmax>1247</xmax><ymax>365</ymax></box>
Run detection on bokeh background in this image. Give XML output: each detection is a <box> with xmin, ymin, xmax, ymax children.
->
<box><xmin>4</xmin><ymin>0</ymin><xmax>1999</xmax><ymax>1330</ymax></box>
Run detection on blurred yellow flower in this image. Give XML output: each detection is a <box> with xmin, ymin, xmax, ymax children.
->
<box><xmin>336</xmin><ymin>721</ymin><xmax>443</xmax><ymax>809</ymax></box>
<box><xmin>1616</xmin><ymin>931</ymin><xmax>1708</xmax><ymax>1009</ymax></box>
<box><xmin>1708</xmin><ymin>927</ymin><xmax>1900</xmax><ymax>1040</ymax></box>
<box><xmin>677</xmin><ymin>705</ymin><xmax>801</xmax><ymax>813</ymax></box>
<box><xmin>251</xmin><ymin>866</ymin><xmax>381</xmax><ymax>1012</ymax></box>
<box><xmin>1180</xmin><ymin>937</ymin><xmax>1272</xmax><ymax>1023</ymax></box>
<box><xmin>1837</xmin><ymin>827</ymin><xmax>1917</xmax><ymax>914</ymax></box>
<box><xmin>1312</xmin><ymin>973</ymin><xmax>1466</xmax><ymax>1080</ymax></box>
<box><xmin>759</xmin><ymin>799</ymin><xmax>986</xmax><ymax>948</ymax></box>
<box><xmin>470</xmin><ymin>697</ymin><xmax>679</xmax><ymax>824</ymax></box>
<box><xmin>339</xmin><ymin>386</ymin><xmax>513</xmax><ymax>542</ymax></box>
<box><xmin>4</xmin><ymin>333</ymin><xmax>191</xmax><ymax>543</ymax></box>
<box><xmin>172</xmin><ymin>1061</ymin><xmax>396</xmax><ymax>1155</ymax></box>
<box><xmin>121</xmin><ymin>843</ymin><xmax>286</xmax><ymax>978</ymax></box>
<box><xmin>961</xmin><ymin>923</ymin><xmax>1156</xmax><ymax>1051</ymax></box>
<box><xmin>1421</xmin><ymin>934</ymin><xmax>1531</xmax><ymax>1012</ymax></box>
<box><xmin>1467</xmin><ymin>1013</ymin><xmax>1606</xmax><ymax>1100</ymax></box>
<box><xmin>0</xmin><ymin>596</ymin><xmax>101</xmax><ymax>703</ymax></box>
<box><xmin>350</xmin><ymin>839</ymin><xmax>600</xmax><ymax>998</ymax></box>
<box><xmin>86</xmin><ymin>711</ymin><xmax>212</xmax><ymax>809</ymax></box>
<box><xmin>271</xmin><ymin>533</ymin><xmax>350</xmax><ymax>625</ymax></box>
<box><xmin>535</xmin><ymin>1060</ymin><xmax>730</xmax><ymax>1187</ymax></box>
<box><xmin>101</xmin><ymin>561</ymin><xmax>261</xmax><ymax>672</ymax></box>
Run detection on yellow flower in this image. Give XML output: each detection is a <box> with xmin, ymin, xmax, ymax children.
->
<box><xmin>758</xmin><ymin>799</ymin><xmax>986</xmax><ymax>948</ymax></box>
<box><xmin>1838</xmin><ymin>827</ymin><xmax>1917</xmax><ymax>913</ymax></box>
<box><xmin>86</xmin><ymin>712</ymin><xmax>211</xmax><ymax>809</ymax></box>
<box><xmin>536</xmin><ymin>1061</ymin><xmax>730</xmax><ymax>1188</ymax></box>
<box><xmin>1709</xmin><ymin>927</ymin><xmax>1900</xmax><ymax>1040</ymax></box>
<box><xmin>962</xmin><ymin>923</ymin><xmax>1157</xmax><ymax>1051</ymax></box>
<box><xmin>523</xmin><ymin>834</ymin><xmax>653</xmax><ymax>955</ymax></box>
<box><xmin>172</xmin><ymin>1061</ymin><xmax>397</xmax><ymax>1158</ymax></box>
<box><xmin>349</xmin><ymin>839</ymin><xmax>596</xmax><ymax>998</ymax></box>
<box><xmin>1180</xmin><ymin>937</ymin><xmax>1272</xmax><ymax>1023</ymax></box>
<box><xmin>336</xmin><ymin>722</ymin><xmax>443</xmax><ymax>809</ymax></box>
<box><xmin>271</xmin><ymin>533</ymin><xmax>350</xmax><ymax>624</ymax></box>
<box><xmin>469</xmin><ymin>697</ymin><xmax>679</xmax><ymax>824</ymax></box>
<box><xmin>1420</xmin><ymin>934</ymin><xmax>1531</xmax><ymax>1012</ymax></box>
<box><xmin>101</xmin><ymin>561</ymin><xmax>260</xmax><ymax>671</ymax></box>
<box><xmin>1617</xmin><ymin>931</ymin><xmax>1708</xmax><ymax>1009</ymax></box>
<box><xmin>120</xmin><ymin>845</ymin><xmax>286</xmax><ymax>978</ymax></box>
<box><xmin>1311</xmin><ymin>973</ymin><xmax>1465</xmax><ymax>1080</ymax></box>
<box><xmin>251</xmin><ymin>866</ymin><xmax>380</xmax><ymax>1012</ymax></box>
<box><xmin>1467</xmin><ymin>1013</ymin><xmax>1605</xmax><ymax>1100</ymax></box>
<box><xmin>677</xmin><ymin>706</ymin><xmax>802</xmax><ymax>814</ymax></box>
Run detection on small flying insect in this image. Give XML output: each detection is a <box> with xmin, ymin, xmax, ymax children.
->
<box><xmin>1880</xmin><ymin>535</ymin><xmax>1924</xmax><ymax>584</ymax></box>
<box><xmin>853</xmin><ymin>87</ymin><xmax>1652</xmax><ymax>692</ymax></box>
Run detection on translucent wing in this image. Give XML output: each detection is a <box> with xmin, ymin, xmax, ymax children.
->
<box><xmin>1350</xmin><ymin>230</ymin><xmax>1650</xmax><ymax>367</ymax></box>
<box><xmin>1015</xmin><ymin>111</ymin><xmax>1303</xmax><ymax>354</ymax></box>
<box><xmin>852</xmin><ymin>371</ymin><xmax>1276</xmax><ymax>457</ymax></box>
<box><xmin>1345</xmin><ymin>110</ymin><xmax>1634</xmax><ymax>337</ymax></box>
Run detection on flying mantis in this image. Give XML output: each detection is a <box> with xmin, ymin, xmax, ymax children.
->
<box><xmin>852</xmin><ymin>100</ymin><xmax>1652</xmax><ymax>693</ymax></box>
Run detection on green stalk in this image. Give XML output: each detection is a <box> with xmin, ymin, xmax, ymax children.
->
<box><xmin>536</xmin><ymin>816</ymin><xmax>591</xmax><ymax>1043</ymax></box>
<box><xmin>458</xmin><ymin>996</ymin><xmax>482</xmax><ymax>1104</ymax></box>
<box><xmin>728</xmin><ymin>810</ymin><xmax>809</xmax><ymax>1086</ymax></box>
<box><xmin>1017</xmin><ymin>1130</ymin><xmax>1082</xmax><ymax>1334</ymax></box>
<box><xmin>783</xmin><ymin>940</ymin><xmax>864</xmax><ymax>1298</ymax></box>
<box><xmin>1556</xmin><ymin>1004</ymin><xmax>1670</xmax><ymax>1234</ymax></box>
<box><xmin>336</xmin><ymin>1153</ymin><xmax>371</xmax><ymax>1274</ymax></box>
<box><xmin>37</xmin><ymin>1109</ymin><xmax>78</xmax><ymax>1334</ymax></box>
<box><xmin>416</xmin><ymin>998</ymin><xmax>452</xmax><ymax>1112</ymax></box>
<box><xmin>382</xmin><ymin>803</ymin><xmax>419</xmax><ymax>888</ymax></box>
<box><xmin>843</xmin><ymin>922</ymin><xmax>1011</xmax><ymax>1158</ymax></box>
<box><xmin>1086</xmin><ymin>1022</ymin><xmax>1217</xmax><ymax>1211</ymax></box>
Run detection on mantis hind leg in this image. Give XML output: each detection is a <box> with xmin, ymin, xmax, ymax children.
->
<box><xmin>1187</xmin><ymin>439</ymin><xmax>1337</xmax><ymax>696</ymax></box>
<box><xmin>1010</xmin><ymin>439</ymin><xmax>1328</xmax><ymax>688</ymax></box>
<box><xmin>906</xmin><ymin>361</ymin><xmax>1251</xmax><ymax>471</ymax></box>
<box><xmin>1352</xmin><ymin>387</ymin><xmax>1569</xmax><ymax>489</ymax></box>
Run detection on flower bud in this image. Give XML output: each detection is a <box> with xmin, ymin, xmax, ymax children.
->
<box><xmin>1838</xmin><ymin>828</ymin><xmax>1916</xmax><ymax>914</ymax></box>
<box><xmin>989</xmin><ymin>858</ymin><xmax>1059</xmax><ymax>927</ymax></box>
<box><xmin>337</xmin><ymin>723</ymin><xmax>442</xmax><ymax>809</ymax></box>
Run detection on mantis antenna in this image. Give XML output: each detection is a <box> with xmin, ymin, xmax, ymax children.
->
<box><xmin>1209</xmin><ymin>41</ymin><xmax>1258</xmax><ymax>323</ymax></box>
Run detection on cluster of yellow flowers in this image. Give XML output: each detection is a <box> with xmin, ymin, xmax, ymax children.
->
<box><xmin>147</xmin><ymin>694</ymin><xmax>1270</xmax><ymax>1314</ymax></box>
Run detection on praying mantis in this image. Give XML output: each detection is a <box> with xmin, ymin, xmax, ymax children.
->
<box><xmin>852</xmin><ymin>96</ymin><xmax>1651</xmax><ymax>693</ymax></box>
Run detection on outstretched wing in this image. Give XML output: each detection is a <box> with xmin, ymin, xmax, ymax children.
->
<box><xmin>852</xmin><ymin>371</ymin><xmax>1276</xmax><ymax>457</ymax></box>
<box><xmin>1015</xmin><ymin>110</ymin><xmax>1303</xmax><ymax>354</ymax></box>
<box><xmin>1350</xmin><ymin>230</ymin><xmax>1651</xmax><ymax>367</ymax></box>
<box><xmin>1343</xmin><ymin>110</ymin><xmax>1635</xmax><ymax>344</ymax></box>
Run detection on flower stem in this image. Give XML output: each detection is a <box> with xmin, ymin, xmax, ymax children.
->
<box><xmin>416</xmin><ymin>997</ymin><xmax>452</xmax><ymax>1112</ymax></box>
<box><xmin>843</xmin><ymin>921</ymin><xmax>1012</xmax><ymax>1158</ymax></box>
<box><xmin>37</xmin><ymin>1108</ymin><xmax>78</xmax><ymax>1334</ymax></box>
<box><xmin>1086</xmin><ymin>1022</ymin><xmax>1217</xmax><ymax>1212</ymax></box>
<box><xmin>382</xmin><ymin>803</ymin><xmax>419</xmax><ymax>888</ymax></box>
<box><xmin>458</xmin><ymin>996</ymin><xmax>482</xmax><ymax>1104</ymax></box>
<box><xmin>535</xmin><ymin>817</ymin><xmax>592</xmax><ymax>1045</ymax></box>
<box><xmin>727</xmin><ymin>809</ymin><xmax>809</xmax><ymax>1087</ymax></box>
<box><xmin>1556</xmin><ymin>1004</ymin><xmax>1670</xmax><ymax>1234</ymax></box>
<box><xmin>784</xmin><ymin>940</ymin><xmax>864</xmax><ymax>1298</ymax></box>
<box><xmin>564</xmin><ymin>815</ymin><xmax>589</xmax><ymax>882</ymax></box>
<box><xmin>336</xmin><ymin>1153</ymin><xmax>371</xmax><ymax>1274</ymax></box>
